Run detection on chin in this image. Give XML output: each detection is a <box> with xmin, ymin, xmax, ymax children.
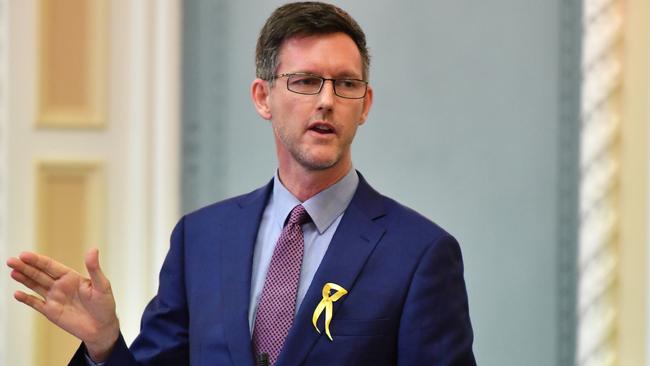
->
<box><xmin>295</xmin><ymin>152</ymin><xmax>341</xmax><ymax>171</ymax></box>
<box><xmin>300</xmin><ymin>159</ymin><xmax>339</xmax><ymax>171</ymax></box>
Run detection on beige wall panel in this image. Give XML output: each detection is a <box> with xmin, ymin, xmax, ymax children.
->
<box><xmin>34</xmin><ymin>161</ymin><xmax>104</xmax><ymax>366</ymax></box>
<box><xmin>37</xmin><ymin>0</ymin><xmax>107</xmax><ymax>128</ymax></box>
<box><xmin>619</xmin><ymin>0</ymin><xmax>650</xmax><ymax>364</ymax></box>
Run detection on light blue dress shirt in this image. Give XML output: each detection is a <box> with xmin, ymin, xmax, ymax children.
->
<box><xmin>248</xmin><ymin>168</ymin><xmax>359</xmax><ymax>334</ymax></box>
<box><xmin>86</xmin><ymin>169</ymin><xmax>359</xmax><ymax>365</ymax></box>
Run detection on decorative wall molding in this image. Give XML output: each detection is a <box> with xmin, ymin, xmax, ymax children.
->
<box><xmin>577</xmin><ymin>0</ymin><xmax>623</xmax><ymax>365</ymax></box>
<box><xmin>34</xmin><ymin>160</ymin><xmax>104</xmax><ymax>365</ymax></box>
<box><xmin>37</xmin><ymin>0</ymin><xmax>107</xmax><ymax>128</ymax></box>
<box><xmin>2</xmin><ymin>1</ymin><xmax>181</xmax><ymax>363</ymax></box>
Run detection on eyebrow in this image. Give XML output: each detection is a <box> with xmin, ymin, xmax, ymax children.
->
<box><xmin>289</xmin><ymin>70</ymin><xmax>364</xmax><ymax>79</ymax></box>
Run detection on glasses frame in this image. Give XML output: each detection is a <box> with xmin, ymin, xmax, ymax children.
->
<box><xmin>272</xmin><ymin>72</ymin><xmax>369</xmax><ymax>99</ymax></box>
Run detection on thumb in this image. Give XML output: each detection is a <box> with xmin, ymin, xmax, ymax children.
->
<box><xmin>85</xmin><ymin>248</ymin><xmax>110</xmax><ymax>293</ymax></box>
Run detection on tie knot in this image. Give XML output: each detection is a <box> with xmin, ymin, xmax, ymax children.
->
<box><xmin>286</xmin><ymin>204</ymin><xmax>310</xmax><ymax>226</ymax></box>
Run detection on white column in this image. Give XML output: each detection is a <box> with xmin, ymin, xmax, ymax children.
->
<box><xmin>114</xmin><ymin>0</ymin><xmax>153</xmax><ymax>342</ymax></box>
<box><xmin>110</xmin><ymin>0</ymin><xmax>181</xmax><ymax>343</ymax></box>
<box><xmin>150</xmin><ymin>0</ymin><xmax>181</xmax><ymax>292</ymax></box>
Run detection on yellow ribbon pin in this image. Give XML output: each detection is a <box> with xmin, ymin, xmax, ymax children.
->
<box><xmin>312</xmin><ymin>282</ymin><xmax>348</xmax><ymax>341</ymax></box>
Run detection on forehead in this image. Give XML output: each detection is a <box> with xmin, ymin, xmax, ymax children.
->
<box><xmin>276</xmin><ymin>32</ymin><xmax>363</xmax><ymax>76</ymax></box>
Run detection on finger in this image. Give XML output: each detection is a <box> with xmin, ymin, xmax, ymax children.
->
<box><xmin>19</xmin><ymin>251</ymin><xmax>71</xmax><ymax>279</ymax></box>
<box><xmin>85</xmin><ymin>248</ymin><xmax>111</xmax><ymax>293</ymax></box>
<box><xmin>7</xmin><ymin>257</ymin><xmax>54</xmax><ymax>289</ymax></box>
<box><xmin>14</xmin><ymin>290</ymin><xmax>47</xmax><ymax>315</ymax></box>
<box><xmin>10</xmin><ymin>269</ymin><xmax>48</xmax><ymax>298</ymax></box>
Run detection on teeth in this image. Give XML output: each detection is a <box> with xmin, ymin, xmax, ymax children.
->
<box><xmin>315</xmin><ymin>125</ymin><xmax>331</xmax><ymax>132</ymax></box>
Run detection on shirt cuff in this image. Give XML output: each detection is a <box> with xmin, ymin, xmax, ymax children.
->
<box><xmin>84</xmin><ymin>351</ymin><xmax>107</xmax><ymax>366</ymax></box>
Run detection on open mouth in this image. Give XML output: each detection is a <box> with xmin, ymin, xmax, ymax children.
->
<box><xmin>309</xmin><ymin>122</ymin><xmax>335</xmax><ymax>135</ymax></box>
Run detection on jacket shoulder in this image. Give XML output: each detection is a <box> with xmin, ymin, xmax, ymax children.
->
<box><xmin>354</xmin><ymin>173</ymin><xmax>451</xmax><ymax>240</ymax></box>
<box><xmin>379</xmin><ymin>194</ymin><xmax>453</xmax><ymax>241</ymax></box>
<box><xmin>182</xmin><ymin>181</ymin><xmax>272</xmax><ymax>223</ymax></box>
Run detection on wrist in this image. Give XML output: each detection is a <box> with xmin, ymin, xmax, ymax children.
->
<box><xmin>85</xmin><ymin>322</ymin><xmax>120</xmax><ymax>363</ymax></box>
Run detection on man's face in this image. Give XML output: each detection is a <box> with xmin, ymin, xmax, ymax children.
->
<box><xmin>253</xmin><ymin>32</ymin><xmax>373</xmax><ymax>173</ymax></box>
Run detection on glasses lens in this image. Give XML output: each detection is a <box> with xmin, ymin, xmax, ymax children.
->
<box><xmin>334</xmin><ymin>79</ymin><xmax>367</xmax><ymax>98</ymax></box>
<box><xmin>287</xmin><ymin>75</ymin><xmax>323</xmax><ymax>94</ymax></box>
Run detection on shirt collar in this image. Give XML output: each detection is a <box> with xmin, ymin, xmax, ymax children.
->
<box><xmin>271</xmin><ymin>168</ymin><xmax>359</xmax><ymax>234</ymax></box>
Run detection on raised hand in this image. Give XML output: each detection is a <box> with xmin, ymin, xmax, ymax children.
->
<box><xmin>6</xmin><ymin>248</ymin><xmax>120</xmax><ymax>362</ymax></box>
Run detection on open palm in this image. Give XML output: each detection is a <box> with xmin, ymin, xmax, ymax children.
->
<box><xmin>7</xmin><ymin>249</ymin><xmax>120</xmax><ymax>358</ymax></box>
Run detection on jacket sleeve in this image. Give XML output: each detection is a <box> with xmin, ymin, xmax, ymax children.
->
<box><xmin>397</xmin><ymin>235</ymin><xmax>476</xmax><ymax>366</ymax></box>
<box><xmin>68</xmin><ymin>333</ymin><xmax>134</xmax><ymax>366</ymax></box>
<box><xmin>68</xmin><ymin>217</ymin><xmax>190</xmax><ymax>366</ymax></box>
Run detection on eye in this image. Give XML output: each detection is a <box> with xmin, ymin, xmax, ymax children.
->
<box><xmin>289</xmin><ymin>76</ymin><xmax>321</xmax><ymax>87</ymax></box>
<box><xmin>336</xmin><ymin>79</ymin><xmax>362</xmax><ymax>89</ymax></box>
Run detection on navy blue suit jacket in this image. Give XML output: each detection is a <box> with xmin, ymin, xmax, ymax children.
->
<box><xmin>70</xmin><ymin>174</ymin><xmax>476</xmax><ymax>365</ymax></box>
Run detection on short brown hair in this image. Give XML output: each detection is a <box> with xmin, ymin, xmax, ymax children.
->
<box><xmin>255</xmin><ymin>2</ymin><xmax>370</xmax><ymax>81</ymax></box>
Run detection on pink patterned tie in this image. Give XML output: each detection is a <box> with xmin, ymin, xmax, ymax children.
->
<box><xmin>252</xmin><ymin>205</ymin><xmax>311</xmax><ymax>366</ymax></box>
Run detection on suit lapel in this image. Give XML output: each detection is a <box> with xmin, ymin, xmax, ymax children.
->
<box><xmin>220</xmin><ymin>181</ymin><xmax>272</xmax><ymax>366</ymax></box>
<box><xmin>278</xmin><ymin>175</ymin><xmax>387</xmax><ymax>365</ymax></box>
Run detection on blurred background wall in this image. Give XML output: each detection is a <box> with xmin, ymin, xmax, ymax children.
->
<box><xmin>1</xmin><ymin>0</ymin><xmax>648</xmax><ymax>365</ymax></box>
<box><xmin>182</xmin><ymin>0</ymin><xmax>582</xmax><ymax>364</ymax></box>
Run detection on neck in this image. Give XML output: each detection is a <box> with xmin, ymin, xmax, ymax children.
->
<box><xmin>277</xmin><ymin>161</ymin><xmax>351</xmax><ymax>202</ymax></box>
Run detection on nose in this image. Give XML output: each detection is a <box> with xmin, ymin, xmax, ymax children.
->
<box><xmin>317</xmin><ymin>79</ymin><xmax>336</xmax><ymax>110</ymax></box>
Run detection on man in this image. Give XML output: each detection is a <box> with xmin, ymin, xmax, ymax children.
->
<box><xmin>7</xmin><ymin>2</ymin><xmax>475</xmax><ymax>365</ymax></box>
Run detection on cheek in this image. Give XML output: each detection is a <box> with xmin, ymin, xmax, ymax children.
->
<box><xmin>338</xmin><ymin>106</ymin><xmax>366</xmax><ymax>128</ymax></box>
<box><xmin>339</xmin><ymin>121</ymin><xmax>360</xmax><ymax>142</ymax></box>
<box><xmin>272</xmin><ymin>98</ymin><xmax>309</xmax><ymax>122</ymax></box>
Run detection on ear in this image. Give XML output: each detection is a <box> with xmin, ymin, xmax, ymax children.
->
<box><xmin>358</xmin><ymin>85</ymin><xmax>373</xmax><ymax>126</ymax></box>
<box><xmin>251</xmin><ymin>78</ymin><xmax>272</xmax><ymax>120</ymax></box>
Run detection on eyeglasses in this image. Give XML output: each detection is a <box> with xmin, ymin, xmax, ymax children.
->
<box><xmin>272</xmin><ymin>73</ymin><xmax>368</xmax><ymax>99</ymax></box>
